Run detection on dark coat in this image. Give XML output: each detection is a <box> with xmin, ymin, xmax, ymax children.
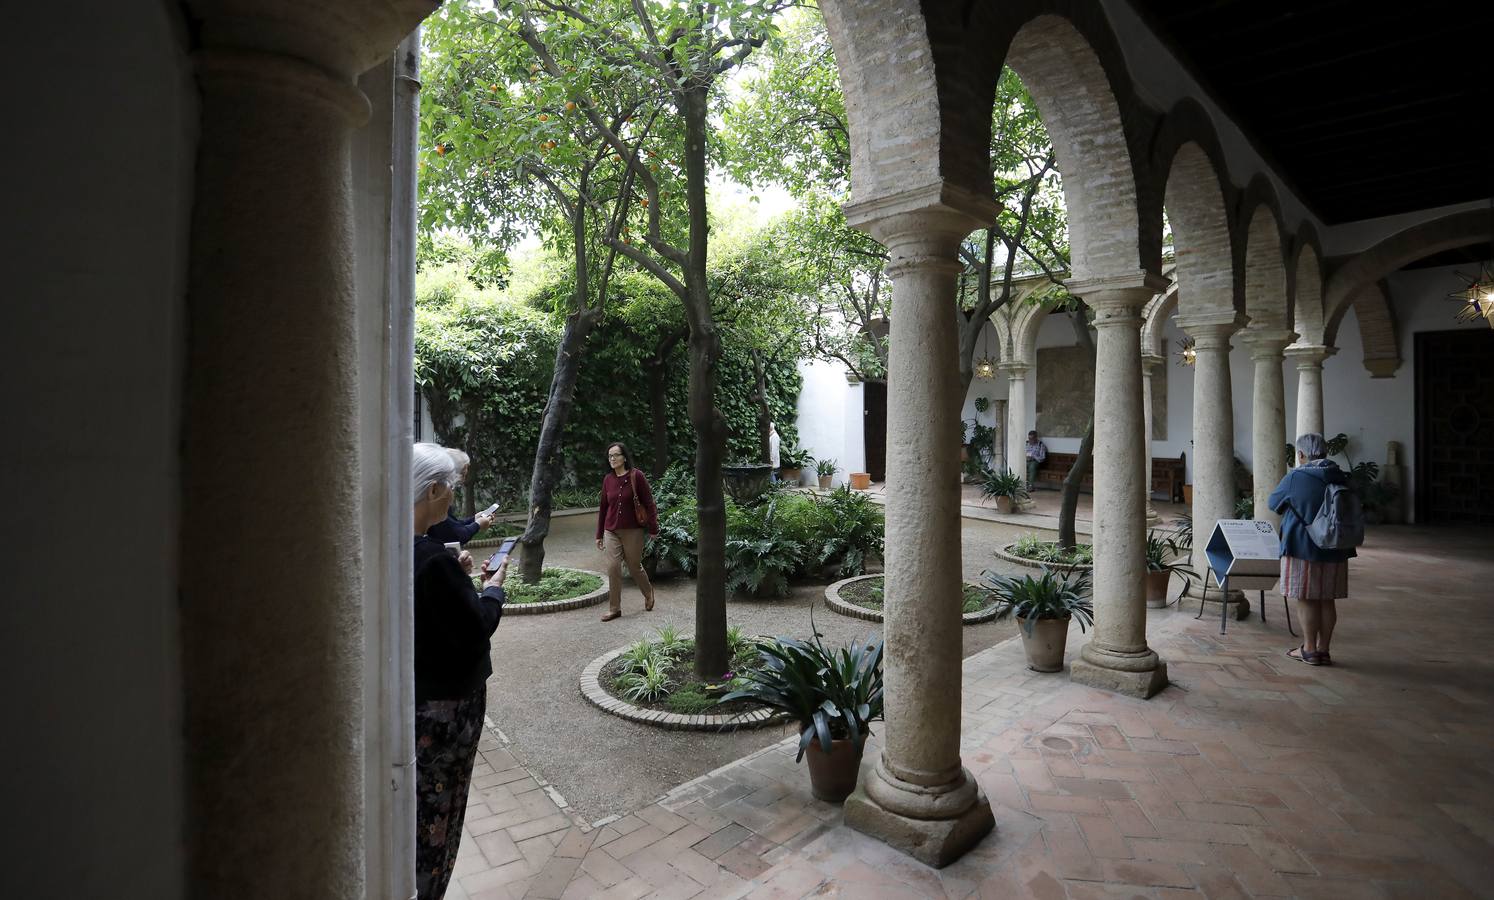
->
<box><xmin>1267</xmin><ymin>459</ymin><xmax>1357</xmax><ymax>562</ymax></box>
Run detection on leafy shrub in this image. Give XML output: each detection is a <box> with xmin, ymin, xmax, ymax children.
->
<box><xmin>618</xmin><ymin>639</ymin><xmax>667</xmax><ymax>675</ymax></box>
<box><xmin>615</xmin><ymin>657</ymin><xmax>674</xmax><ymax>703</ymax></box>
<box><xmin>653</xmin><ymin>624</ymin><xmax>693</xmax><ymax>659</ymax></box>
<box><xmin>981</xmin><ymin>468</ymin><xmax>1028</xmax><ymax>501</ymax></box>
<box><xmin>664</xmin><ymin>685</ymin><xmax>718</xmax><ymax>714</ymax></box>
<box><xmin>725</xmin><ymin>498</ymin><xmax>804</xmax><ymax>598</ymax></box>
<box><xmin>1009</xmin><ymin>534</ymin><xmax>1093</xmax><ymax>566</ymax></box>
<box><xmin>812</xmin><ymin>486</ymin><xmax>885</xmax><ymax>578</ymax></box>
<box><xmin>503</xmin><ymin>568</ymin><xmax>603</xmax><ymax>604</ymax></box>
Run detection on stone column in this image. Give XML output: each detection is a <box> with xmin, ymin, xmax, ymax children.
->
<box><xmin>179</xmin><ymin>3</ymin><xmax>434</xmax><ymax>896</ymax></box>
<box><xmin>1003</xmin><ymin>362</ymin><xmax>1031</xmax><ymax>484</ymax></box>
<box><xmin>1286</xmin><ymin>344</ymin><xmax>1336</xmax><ymax>439</ymax></box>
<box><xmin>1244</xmin><ymin>329</ymin><xmax>1296</xmax><ymax>527</ymax></box>
<box><xmin>1068</xmin><ymin>275</ymin><xmax>1170</xmax><ymax>699</ymax></box>
<box><xmin>1178</xmin><ymin>314</ymin><xmax>1249</xmax><ymax>619</ymax></box>
<box><xmin>842</xmin><ymin>194</ymin><xmax>995</xmax><ymax>868</ymax></box>
<box><xmin>1141</xmin><ymin>353</ymin><xmax>1165</xmax><ymax>525</ymax></box>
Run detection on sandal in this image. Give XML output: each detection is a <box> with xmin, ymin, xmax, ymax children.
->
<box><xmin>1287</xmin><ymin>645</ymin><xmax>1321</xmax><ymax>666</ymax></box>
<box><xmin>1317</xmin><ymin>650</ymin><xmax>1332</xmax><ymax>666</ymax></box>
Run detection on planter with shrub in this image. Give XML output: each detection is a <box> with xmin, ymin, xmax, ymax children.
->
<box><xmin>824</xmin><ymin>574</ymin><xmax>1003</xmax><ymax>625</ymax></box>
<box><xmin>1144</xmin><ymin>528</ymin><xmax>1193</xmax><ymax>608</ymax></box>
<box><xmin>982</xmin><ymin>567</ymin><xmax>1094</xmax><ymax>672</ymax></box>
<box><xmin>996</xmin><ymin>533</ymin><xmax>1094</xmax><ymax>571</ymax></box>
<box><xmin>816</xmin><ymin>457</ymin><xmax>838</xmax><ymax>490</ymax></box>
<box><xmin>981</xmin><ymin>467</ymin><xmax>1029</xmax><ymax>514</ymax></box>
<box><xmin>723</xmin><ymin>626</ymin><xmax>884</xmax><ymax>803</ymax></box>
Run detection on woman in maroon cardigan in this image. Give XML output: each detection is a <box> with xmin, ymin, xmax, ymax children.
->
<box><xmin>596</xmin><ymin>441</ymin><xmax>658</xmax><ymax>621</ymax></box>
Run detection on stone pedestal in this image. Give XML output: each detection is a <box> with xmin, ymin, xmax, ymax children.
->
<box><xmin>1286</xmin><ymin>344</ymin><xmax>1335</xmax><ymax>439</ymax></box>
<box><xmin>1244</xmin><ymin>329</ymin><xmax>1296</xmax><ymax>528</ymax></box>
<box><xmin>1179</xmin><ymin>314</ymin><xmax>1249</xmax><ymax>620</ymax></box>
<box><xmin>1066</xmin><ymin>275</ymin><xmax>1170</xmax><ymax>699</ymax></box>
<box><xmin>841</xmin><ymin>191</ymin><xmax>998</xmax><ymax>868</ymax></box>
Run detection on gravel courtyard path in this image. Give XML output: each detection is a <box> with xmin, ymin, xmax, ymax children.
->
<box><xmin>484</xmin><ymin>508</ymin><xmax>1050</xmax><ymax>823</ymax></box>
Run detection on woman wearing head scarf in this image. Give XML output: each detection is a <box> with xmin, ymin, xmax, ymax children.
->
<box><xmin>1268</xmin><ymin>433</ymin><xmax>1355</xmax><ymax>666</ymax></box>
<box><xmin>411</xmin><ymin>442</ymin><xmax>508</xmax><ymax>898</ymax></box>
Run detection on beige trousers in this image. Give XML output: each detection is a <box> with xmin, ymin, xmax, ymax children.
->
<box><xmin>603</xmin><ymin>528</ymin><xmax>653</xmax><ymax>613</ymax></box>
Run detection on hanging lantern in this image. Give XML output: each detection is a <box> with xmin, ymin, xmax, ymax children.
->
<box><xmin>1176</xmin><ymin>335</ymin><xmax>1197</xmax><ymax>367</ymax></box>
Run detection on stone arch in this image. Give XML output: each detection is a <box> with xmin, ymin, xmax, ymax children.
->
<box><xmin>818</xmin><ymin>0</ymin><xmax>953</xmax><ymax>206</ymax></box>
<box><xmin>998</xmin><ymin>11</ymin><xmax>1146</xmax><ymax>281</ymax></box>
<box><xmin>1142</xmin><ymin>274</ymin><xmax>1179</xmax><ymax>358</ymax></box>
<box><xmin>1238</xmin><ymin>175</ymin><xmax>1290</xmax><ymax>330</ymax></box>
<box><xmin>1158</xmin><ymin>140</ymin><xmax>1236</xmax><ymax>317</ymax></box>
<box><xmin>1325</xmin><ymin>281</ymin><xmax>1402</xmax><ymax>378</ymax></box>
<box><xmin>1290</xmin><ymin>237</ymin><xmax>1326</xmax><ymax>346</ymax></box>
<box><xmin>1322</xmin><ymin>209</ymin><xmax>1492</xmax><ymax>329</ymax></box>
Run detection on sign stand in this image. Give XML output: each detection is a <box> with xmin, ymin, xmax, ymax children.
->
<box><xmin>1195</xmin><ymin>519</ymin><xmax>1293</xmax><ymax>636</ymax></box>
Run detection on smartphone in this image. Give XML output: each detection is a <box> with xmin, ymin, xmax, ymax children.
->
<box><xmin>443</xmin><ymin>541</ymin><xmax>462</xmax><ymax>557</ymax></box>
<box><xmin>479</xmin><ymin>502</ymin><xmax>500</xmax><ymax>519</ymax></box>
<box><xmin>486</xmin><ymin>537</ymin><xmax>519</xmax><ymax>572</ymax></box>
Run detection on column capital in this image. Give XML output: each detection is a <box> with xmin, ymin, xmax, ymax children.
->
<box><xmin>1241</xmin><ymin>327</ymin><xmax>1298</xmax><ymax>360</ymax></box>
<box><xmin>999</xmin><ymin>361</ymin><xmax>1031</xmax><ymax>377</ymax></box>
<box><xmin>188</xmin><ymin>0</ymin><xmax>438</xmax><ymax>82</ymax></box>
<box><xmin>1284</xmin><ymin>344</ymin><xmax>1338</xmax><ymax>367</ymax></box>
<box><xmin>844</xmin><ymin>180</ymin><xmax>998</xmax><ymax>264</ymax></box>
<box><xmin>1065</xmin><ymin>271</ymin><xmax>1171</xmax><ymax>312</ymax></box>
<box><xmin>1177</xmin><ymin>311</ymin><xmax>1247</xmax><ymax>348</ymax></box>
<box><xmin>1141</xmin><ymin>353</ymin><xmax>1165</xmax><ymax>374</ymax></box>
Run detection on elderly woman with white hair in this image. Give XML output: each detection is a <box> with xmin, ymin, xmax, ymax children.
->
<box><xmin>427</xmin><ymin>447</ymin><xmax>498</xmax><ymax>546</ymax></box>
<box><xmin>411</xmin><ymin>442</ymin><xmax>508</xmax><ymax>900</ymax></box>
<box><xmin>1268</xmin><ymin>432</ymin><xmax>1356</xmax><ymax>666</ymax></box>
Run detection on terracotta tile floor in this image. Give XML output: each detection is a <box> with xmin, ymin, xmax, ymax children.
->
<box><xmin>449</xmin><ymin>524</ymin><xmax>1494</xmax><ymax>899</ymax></box>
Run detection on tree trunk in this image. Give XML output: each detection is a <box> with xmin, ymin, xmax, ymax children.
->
<box><xmin>519</xmin><ymin>308</ymin><xmax>600</xmax><ymax>583</ymax></box>
<box><xmin>751</xmin><ymin>349</ymin><xmax>772</xmax><ymax>462</ymax></box>
<box><xmin>646</xmin><ymin>359</ymin><xmax>670</xmax><ymax>479</ymax></box>
<box><xmin>1058</xmin><ymin>420</ymin><xmax>1094</xmax><ymax>550</ymax></box>
<box><xmin>681</xmin><ymin>86</ymin><xmax>730</xmax><ymax>679</ymax></box>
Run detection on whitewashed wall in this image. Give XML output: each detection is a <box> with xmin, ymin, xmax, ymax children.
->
<box><xmin>794</xmin><ymin>358</ymin><xmax>864</xmax><ymax>486</ymax></box>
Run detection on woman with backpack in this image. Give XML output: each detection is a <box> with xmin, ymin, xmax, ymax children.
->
<box><xmin>1268</xmin><ymin>432</ymin><xmax>1358</xmax><ymax>666</ymax></box>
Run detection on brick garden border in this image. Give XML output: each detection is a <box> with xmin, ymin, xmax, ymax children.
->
<box><xmin>500</xmin><ymin>567</ymin><xmax>609</xmax><ymax>616</ymax></box>
<box><xmin>824</xmin><ymin>574</ymin><xmax>1004</xmax><ymax>625</ymax></box>
<box><xmin>579</xmin><ymin>645</ymin><xmax>790</xmax><ymax>732</ymax></box>
<box><xmin>993</xmin><ymin>542</ymin><xmax>1094</xmax><ymax>572</ymax></box>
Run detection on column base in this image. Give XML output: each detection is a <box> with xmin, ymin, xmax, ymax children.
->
<box><xmin>1070</xmin><ymin>644</ymin><xmax>1169</xmax><ymax>699</ymax></box>
<box><xmin>1181</xmin><ymin>581</ymin><xmax>1250</xmax><ymax>620</ymax></box>
<box><xmin>1145</xmin><ymin>505</ymin><xmax>1160</xmax><ymax>526</ymax></box>
<box><xmin>844</xmin><ymin>761</ymin><xmax>995</xmax><ymax>868</ymax></box>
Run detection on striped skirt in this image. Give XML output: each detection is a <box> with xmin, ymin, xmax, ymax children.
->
<box><xmin>1280</xmin><ymin>555</ymin><xmax>1349</xmax><ymax>600</ymax></box>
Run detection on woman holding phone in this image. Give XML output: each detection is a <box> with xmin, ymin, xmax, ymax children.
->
<box><xmin>426</xmin><ymin>447</ymin><xmax>499</xmax><ymax>546</ymax></box>
<box><xmin>596</xmin><ymin>441</ymin><xmax>658</xmax><ymax>622</ymax></box>
<box><xmin>411</xmin><ymin>442</ymin><xmax>508</xmax><ymax>900</ymax></box>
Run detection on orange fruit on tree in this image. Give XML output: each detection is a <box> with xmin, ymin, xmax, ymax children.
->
<box><xmin>565</xmin><ymin>101</ymin><xmax>577</xmax><ymax>111</ymax></box>
<box><xmin>538</xmin><ymin>113</ymin><xmax>550</xmax><ymax>122</ymax></box>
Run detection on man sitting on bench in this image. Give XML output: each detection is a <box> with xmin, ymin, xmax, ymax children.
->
<box><xmin>1025</xmin><ymin>430</ymin><xmax>1048</xmax><ymax>490</ymax></box>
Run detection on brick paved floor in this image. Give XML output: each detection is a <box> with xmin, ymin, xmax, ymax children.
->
<box><xmin>448</xmin><ymin>524</ymin><xmax>1494</xmax><ymax>898</ymax></box>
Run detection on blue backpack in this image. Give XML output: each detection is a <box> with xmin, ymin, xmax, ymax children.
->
<box><xmin>1305</xmin><ymin>481</ymin><xmax>1364</xmax><ymax>550</ymax></box>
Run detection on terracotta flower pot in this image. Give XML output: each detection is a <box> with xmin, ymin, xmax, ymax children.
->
<box><xmin>780</xmin><ymin>466</ymin><xmax>802</xmax><ymax>485</ymax></box>
<box><xmin>818</xmin><ymin>475</ymin><xmax>833</xmax><ymax>490</ymax></box>
<box><xmin>995</xmin><ymin>495</ymin><xmax>1013</xmax><ymax>514</ymax></box>
<box><xmin>1017</xmin><ymin>615</ymin><xmax>1070</xmax><ymax>672</ymax></box>
<box><xmin>1182</xmin><ymin>484</ymin><xmax>1193</xmax><ymax>506</ymax></box>
<box><xmin>804</xmin><ymin>737</ymin><xmax>864</xmax><ymax>803</ymax></box>
<box><xmin>849</xmin><ymin>472</ymin><xmax>872</xmax><ymax>490</ymax></box>
<box><xmin>1145</xmin><ymin>569</ymin><xmax>1171</xmax><ymax>608</ymax></box>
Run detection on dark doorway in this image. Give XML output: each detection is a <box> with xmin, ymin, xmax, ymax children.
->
<box><xmin>863</xmin><ymin>380</ymin><xmax>887</xmax><ymax>482</ymax></box>
<box><xmin>1415</xmin><ymin>329</ymin><xmax>1494</xmax><ymax>524</ymax></box>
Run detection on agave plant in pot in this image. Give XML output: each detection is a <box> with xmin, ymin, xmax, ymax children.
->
<box><xmin>815</xmin><ymin>457</ymin><xmax>838</xmax><ymax>490</ymax></box>
<box><xmin>981</xmin><ymin>467</ymin><xmax>1029</xmax><ymax>514</ymax></box>
<box><xmin>722</xmin><ymin>625</ymin><xmax>884</xmax><ymax>803</ymax></box>
<box><xmin>982</xmin><ymin>567</ymin><xmax>1094</xmax><ymax>672</ymax></box>
<box><xmin>1144</xmin><ymin>528</ymin><xmax>1193</xmax><ymax>608</ymax></box>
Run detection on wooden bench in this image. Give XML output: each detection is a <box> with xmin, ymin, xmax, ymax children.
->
<box><xmin>1031</xmin><ymin>451</ymin><xmax>1186</xmax><ymax>502</ymax></box>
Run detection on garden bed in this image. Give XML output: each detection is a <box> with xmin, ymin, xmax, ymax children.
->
<box><xmin>479</xmin><ymin>566</ymin><xmax>607</xmax><ymax>615</ymax></box>
<box><xmin>579</xmin><ymin>628</ymin><xmax>787</xmax><ymax>731</ymax></box>
<box><xmin>995</xmin><ymin>535</ymin><xmax>1094</xmax><ymax>571</ymax></box>
<box><xmin>824</xmin><ymin>574</ymin><xmax>1003</xmax><ymax>625</ymax></box>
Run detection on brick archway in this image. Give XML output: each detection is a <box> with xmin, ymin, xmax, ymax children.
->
<box><xmin>1290</xmin><ymin>232</ymin><xmax>1327</xmax><ymax>346</ymax></box>
<box><xmin>1239</xmin><ymin>176</ymin><xmax>1290</xmax><ymax>330</ymax></box>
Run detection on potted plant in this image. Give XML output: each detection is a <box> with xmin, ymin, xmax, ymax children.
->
<box><xmin>779</xmin><ymin>446</ymin><xmax>810</xmax><ymax>486</ymax></box>
<box><xmin>1144</xmin><ymin>528</ymin><xmax>1192</xmax><ymax>608</ymax></box>
<box><xmin>982</xmin><ymin>567</ymin><xmax>1094</xmax><ymax>672</ymax></box>
<box><xmin>815</xmin><ymin>457</ymin><xmax>837</xmax><ymax>490</ymax></box>
<box><xmin>722</xmin><ymin>626</ymin><xmax>884</xmax><ymax>802</ymax></box>
<box><xmin>981</xmin><ymin>467</ymin><xmax>1028</xmax><ymax>514</ymax></box>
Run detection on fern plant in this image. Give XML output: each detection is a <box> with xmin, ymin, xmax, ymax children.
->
<box><xmin>724</xmin><ymin>498</ymin><xmax>803</xmax><ymax>597</ymax></box>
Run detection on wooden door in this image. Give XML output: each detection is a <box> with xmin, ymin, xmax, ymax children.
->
<box><xmin>1415</xmin><ymin>329</ymin><xmax>1494</xmax><ymax>523</ymax></box>
<box><xmin>863</xmin><ymin>380</ymin><xmax>887</xmax><ymax>483</ymax></box>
